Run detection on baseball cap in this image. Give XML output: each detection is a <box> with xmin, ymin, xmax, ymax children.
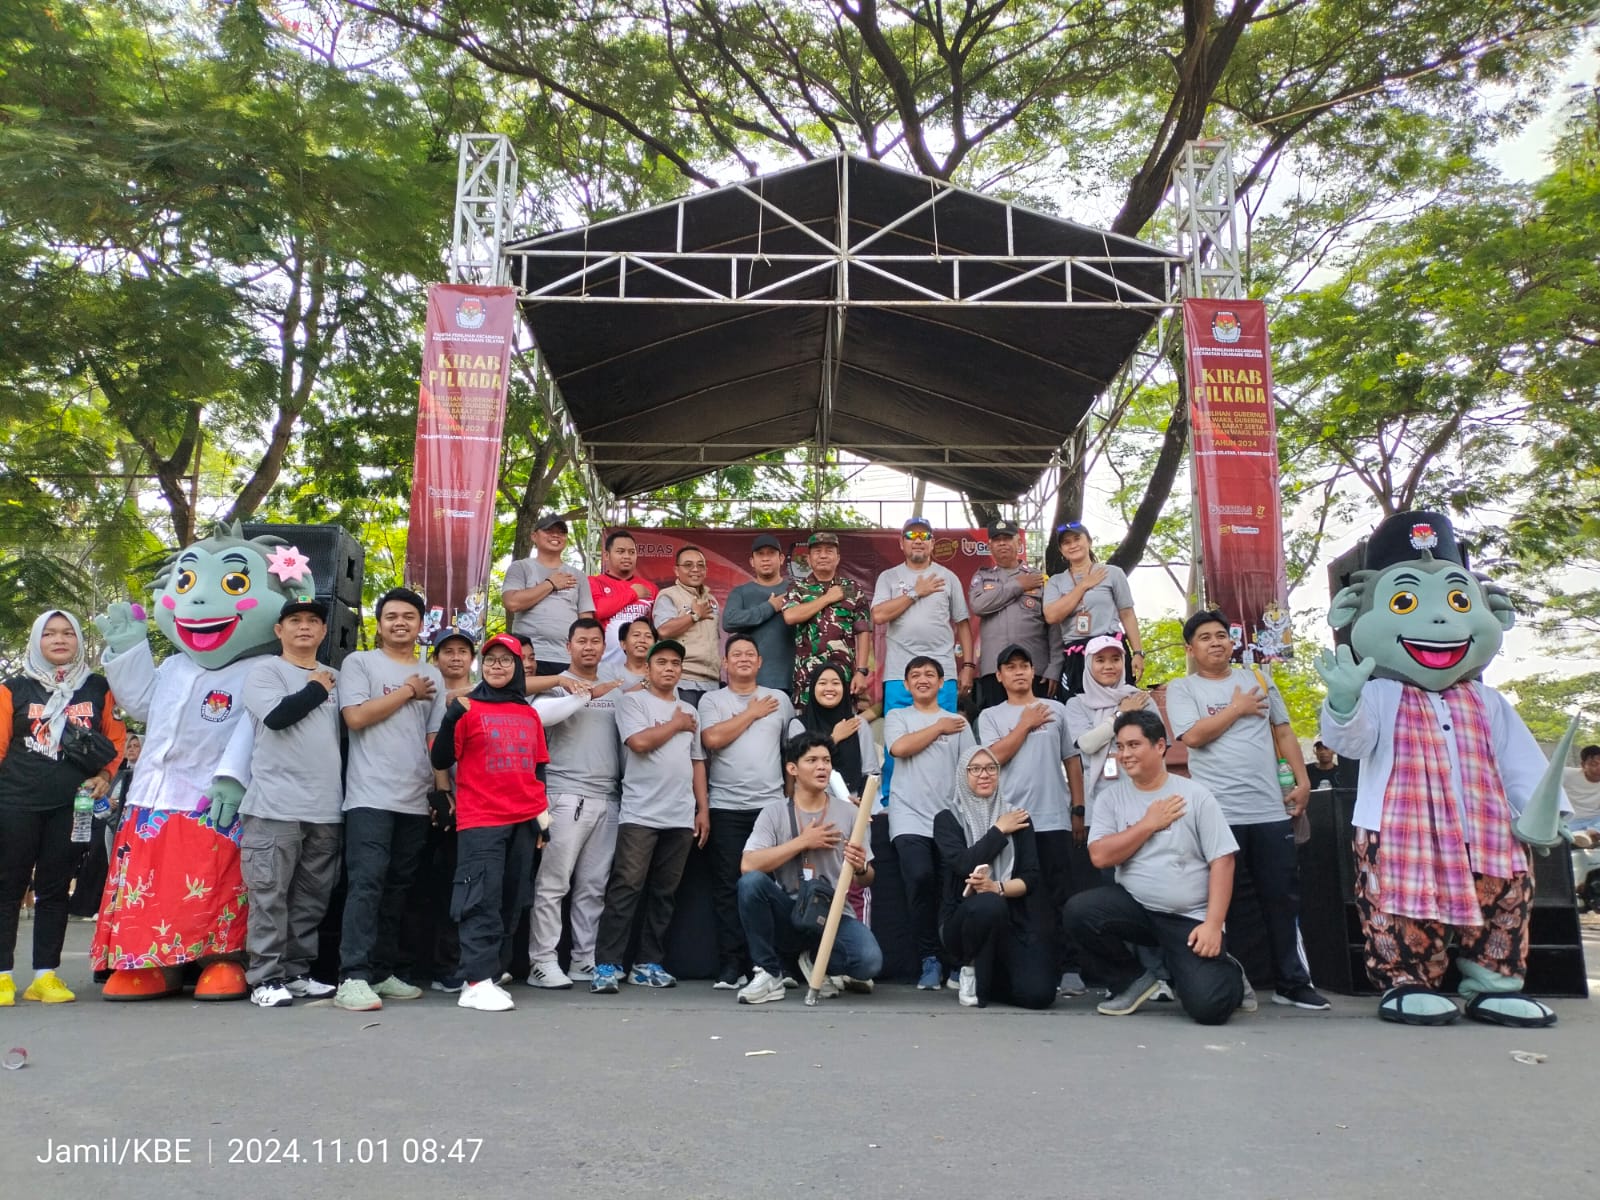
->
<box><xmin>751</xmin><ymin>533</ymin><xmax>783</xmax><ymax>553</ymax></box>
<box><xmin>988</xmin><ymin>518</ymin><xmax>1020</xmax><ymax>538</ymax></box>
<box><xmin>277</xmin><ymin>598</ymin><xmax>327</xmax><ymax>621</ymax></box>
<box><xmin>481</xmin><ymin>633</ymin><xmax>524</xmax><ymax>658</ymax></box>
<box><xmin>807</xmin><ymin>531</ymin><xmax>840</xmax><ymax>547</ymax></box>
<box><xmin>1055</xmin><ymin>520</ymin><xmax>1091</xmax><ymax>540</ymax></box>
<box><xmin>1085</xmin><ymin>634</ymin><xmax>1124</xmax><ymax>657</ymax></box>
<box><xmin>647</xmin><ymin>639</ymin><xmax>687</xmax><ymax>660</ymax></box>
<box><xmin>534</xmin><ymin>513</ymin><xmax>569</xmax><ymax>532</ymax></box>
<box><xmin>902</xmin><ymin>515</ymin><xmax>933</xmax><ymax>534</ymax></box>
<box><xmin>430</xmin><ymin>625</ymin><xmax>477</xmax><ymax>654</ymax></box>
<box><xmin>996</xmin><ymin>642</ymin><xmax>1033</xmax><ymax>667</ymax></box>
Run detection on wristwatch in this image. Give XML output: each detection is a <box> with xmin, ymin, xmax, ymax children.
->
<box><xmin>855</xmin><ymin>667</ymin><xmax>870</xmax><ymax>677</ymax></box>
<box><xmin>1070</xmin><ymin>805</ymin><xmax>1086</xmax><ymax>817</ymax></box>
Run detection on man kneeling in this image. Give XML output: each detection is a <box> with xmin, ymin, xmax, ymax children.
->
<box><xmin>735</xmin><ymin>733</ymin><xmax>883</xmax><ymax>1004</ymax></box>
<box><xmin>1063</xmin><ymin>709</ymin><xmax>1244</xmax><ymax>1025</ymax></box>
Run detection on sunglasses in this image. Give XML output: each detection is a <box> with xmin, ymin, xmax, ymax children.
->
<box><xmin>904</xmin><ymin>529</ymin><xmax>932</xmax><ymax>542</ymax></box>
<box><xmin>1055</xmin><ymin>522</ymin><xmax>1089</xmax><ymax>536</ymax></box>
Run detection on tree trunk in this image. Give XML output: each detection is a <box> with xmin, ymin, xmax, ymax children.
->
<box><xmin>1044</xmin><ymin>426</ymin><xmax>1089</xmax><ymax>574</ymax></box>
<box><xmin>1109</xmin><ymin>387</ymin><xmax>1190</xmax><ymax>575</ymax></box>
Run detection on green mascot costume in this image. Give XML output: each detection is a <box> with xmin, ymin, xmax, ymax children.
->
<box><xmin>89</xmin><ymin>527</ymin><xmax>316</xmax><ymax>1000</ymax></box>
<box><xmin>1316</xmin><ymin>511</ymin><xmax>1570</xmax><ymax>1027</ymax></box>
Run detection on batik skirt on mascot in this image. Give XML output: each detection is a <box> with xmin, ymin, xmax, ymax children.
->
<box><xmin>1316</xmin><ymin>511</ymin><xmax>1572</xmax><ymax>1028</ymax></box>
<box><xmin>89</xmin><ymin>527</ymin><xmax>316</xmax><ymax>1000</ymax></box>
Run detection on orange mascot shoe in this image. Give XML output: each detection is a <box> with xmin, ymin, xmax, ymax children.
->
<box><xmin>193</xmin><ymin>961</ymin><xmax>249</xmax><ymax>1001</ymax></box>
<box><xmin>102</xmin><ymin>967</ymin><xmax>182</xmax><ymax>1001</ymax></box>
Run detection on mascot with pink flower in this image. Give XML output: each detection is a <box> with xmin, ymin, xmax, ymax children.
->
<box><xmin>90</xmin><ymin>526</ymin><xmax>316</xmax><ymax>1000</ymax></box>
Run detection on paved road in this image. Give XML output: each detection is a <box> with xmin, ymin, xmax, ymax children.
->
<box><xmin>4</xmin><ymin>923</ymin><xmax>1596</xmax><ymax>1199</ymax></box>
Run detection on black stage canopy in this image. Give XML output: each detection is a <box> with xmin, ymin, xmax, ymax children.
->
<box><xmin>505</xmin><ymin>155</ymin><xmax>1178</xmax><ymax>502</ymax></box>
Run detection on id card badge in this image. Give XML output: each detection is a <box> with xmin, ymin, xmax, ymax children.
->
<box><xmin>1073</xmin><ymin>610</ymin><xmax>1092</xmax><ymax>637</ymax></box>
<box><xmin>1102</xmin><ymin>755</ymin><xmax>1119</xmax><ymax>780</ymax></box>
<box><xmin>802</xmin><ymin>864</ymin><xmax>815</xmax><ymax>882</ymax></box>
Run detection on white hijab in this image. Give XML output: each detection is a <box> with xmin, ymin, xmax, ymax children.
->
<box><xmin>1072</xmin><ymin>646</ymin><xmax>1146</xmax><ymax>784</ymax></box>
<box><xmin>22</xmin><ymin>609</ymin><xmax>90</xmax><ymax>756</ymax></box>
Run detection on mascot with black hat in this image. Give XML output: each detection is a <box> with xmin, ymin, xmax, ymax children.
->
<box><xmin>1316</xmin><ymin>511</ymin><xmax>1572</xmax><ymax>1027</ymax></box>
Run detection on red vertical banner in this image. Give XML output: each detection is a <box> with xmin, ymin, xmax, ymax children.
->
<box><xmin>406</xmin><ymin>284</ymin><xmax>517</xmax><ymax>626</ymax></box>
<box><xmin>1183</xmin><ymin>298</ymin><xmax>1293</xmax><ymax>660</ymax></box>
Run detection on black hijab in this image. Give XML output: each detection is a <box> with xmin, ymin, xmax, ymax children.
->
<box><xmin>798</xmin><ymin>661</ymin><xmax>864</xmax><ymax>794</ymax></box>
<box><xmin>466</xmin><ymin>634</ymin><xmax>529</xmax><ymax>705</ymax></box>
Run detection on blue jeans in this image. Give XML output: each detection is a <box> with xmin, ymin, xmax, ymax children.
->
<box><xmin>736</xmin><ymin>871</ymin><xmax>883</xmax><ymax>980</ymax></box>
<box><xmin>880</xmin><ymin>677</ymin><xmax>959</xmax><ymax>800</ymax></box>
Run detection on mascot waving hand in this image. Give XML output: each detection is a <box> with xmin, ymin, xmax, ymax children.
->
<box><xmin>1317</xmin><ymin>511</ymin><xmax>1570</xmax><ymax>1028</ymax></box>
<box><xmin>90</xmin><ymin>527</ymin><xmax>316</xmax><ymax>1000</ymax></box>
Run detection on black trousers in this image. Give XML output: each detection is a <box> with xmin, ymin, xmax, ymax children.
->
<box><xmin>1229</xmin><ymin>818</ymin><xmax>1312</xmax><ymax>991</ymax></box>
<box><xmin>1034</xmin><ymin>828</ymin><xmax>1093</xmax><ymax>975</ymax></box>
<box><xmin>68</xmin><ymin>816</ymin><xmax>114</xmax><ymax>918</ymax></box>
<box><xmin>891</xmin><ymin>833</ymin><xmax>943</xmax><ymax>960</ymax></box>
<box><xmin>706</xmin><ymin>809</ymin><xmax>760</xmax><ymax>977</ymax></box>
<box><xmin>594</xmin><ymin>825</ymin><xmax>694</xmax><ymax>969</ymax></box>
<box><xmin>1064</xmin><ymin>884</ymin><xmax>1244</xmax><ymax>1025</ymax></box>
<box><xmin>940</xmin><ymin>893</ymin><xmax>1058</xmax><ymax>1009</ymax></box>
<box><xmin>399</xmin><ymin>822</ymin><xmax>459</xmax><ymax>983</ymax></box>
<box><xmin>0</xmin><ymin>805</ymin><xmax>79</xmax><ymax>973</ymax></box>
<box><xmin>340</xmin><ymin>807</ymin><xmax>431</xmax><ymax>983</ymax></box>
<box><xmin>453</xmin><ymin>820</ymin><xmax>538</xmax><ymax>985</ymax></box>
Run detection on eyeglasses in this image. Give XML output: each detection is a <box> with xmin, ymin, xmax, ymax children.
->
<box><xmin>966</xmin><ymin>763</ymin><xmax>999</xmax><ymax>776</ymax></box>
<box><xmin>904</xmin><ymin>530</ymin><xmax>932</xmax><ymax>542</ymax></box>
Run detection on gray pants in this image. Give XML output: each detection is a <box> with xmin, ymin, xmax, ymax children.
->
<box><xmin>240</xmin><ymin>816</ymin><xmax>343</xmax><ymax>986</ymax></box>
<box><xmin>528</xmin><ymin>793</ymin><xmax>619</xmax><ymax>965</ymax></box>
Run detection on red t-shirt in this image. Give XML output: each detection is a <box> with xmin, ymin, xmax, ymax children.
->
<box><xmin>591</xmin><ymin>572</ymin><xmax>657</xmax><ymax>627</ymax></box>
<box><xmin>450</xmin><ymin>700</ymin><xmax>550</xmax><ymax>831</ymax></box>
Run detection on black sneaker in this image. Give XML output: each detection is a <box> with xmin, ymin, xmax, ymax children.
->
<box><xmin>1273</xmin><ymin>983</ymin><xmax>1331</xmax><ymax>1010</ymax></box>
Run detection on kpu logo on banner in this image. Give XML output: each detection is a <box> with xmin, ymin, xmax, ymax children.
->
<box><xmin>455</xmin><ymin>296</ymin><xmax>488</xmax><ymax>329</ymax></box>
<box><xmin>1211</xmin><ymin>310</ymin><xmax>1242</xmax><ymax>344</ymax></box>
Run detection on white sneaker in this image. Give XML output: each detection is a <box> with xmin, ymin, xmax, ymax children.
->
<box><xmin>285</xmin><ymin>975</ymin><xmax>335</xmax><ymax>999</ymax></box>
<box><xmin>797</xmin><ymin>951</ymin><xmax>839</xmax><ymax>999</ymax></box>
<box><xmin>1233</xmin><ymin>958</ymin><xmax>1258</xmax><ymax>1013</ymax></box>
<box><xmin>458</xmin><ymin>980</ymin><xmax>516</xmax><ymax>1012</ymax></box>
<box><xmin>736</xmin><ymin>968</ymin><xmax>786</xmax><ymax>1005</ymax></box>
<box><xmin>527</xmin><ymin>960</ymin><xmax>573</xmax><ymax>990</ymax></box>
<box><xmin>566</xmin><ymin>961</ymin><xmax>596</xmax><ymax>982</ymax></box>
<box><xmin>250</xmin><ymin>980</ymin><xmax>293</xmax><ymax>1008</ymax></box>
<box><xmin>958</xmin><ymin>966</ymin><xmax>979</xmax><ymax>1007</ymax></box>
<box><xmin>711</xmin><ymin>972</ymin><xmax>748</xmax><ymax>990</ymax></box>
<box><xmin>1058</xmin><ymin>971</ymin><xmax>1088</xmax><ymax>997</ymax></box>
<box><xmin>1152</xmin><ymin>980</ymin><xmax>1177</xmax><ymax>1002</ymax></box>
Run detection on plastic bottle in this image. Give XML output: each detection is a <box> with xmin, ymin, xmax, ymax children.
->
<box><xmin>1277</xmin><ymin>758</ymin><xmax>1295</xmax><ymax>808</ymax></box>
<box><xmin>71</xmin><ymin>784</ymin><xmax>95</xmax><ymax>843</ymax></box>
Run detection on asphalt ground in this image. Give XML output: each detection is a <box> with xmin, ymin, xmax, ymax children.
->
<box><xmin>3</xmin><ymin>920</ymin><xmax>1597</xmax><ymax>1199</ymax></box>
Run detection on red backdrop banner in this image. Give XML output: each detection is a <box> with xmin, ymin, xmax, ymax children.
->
<box><xmin>1183</xmin><ymin>298</ymin><xmax>1293</xmax><ymax>659</ymax></box>
<box><xmin>613</xmin><ymin>528</ymin><xmax>1036</xmax><ymax>694</ymax></box>
<box><xmin>406</xmin><ymin>284</ymin><xmax>518</xmax><ymax>621</ymax></box>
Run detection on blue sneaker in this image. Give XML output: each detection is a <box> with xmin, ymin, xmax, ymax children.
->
<box><xmin>590</xmin><ymin>964</ymin><xmax>622</xmax><ymax>994</ymax></box>
<box><xmin>917</xmin><ymin>956</ymin><xmax>943</xmax><ymax>990</ymax></box>
<box><xmin>628</xmin><ymin>962</ymin><xmax>677</xmax><ymax>988</ymax></box>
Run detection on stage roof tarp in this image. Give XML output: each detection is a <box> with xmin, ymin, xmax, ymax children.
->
<box><xmin>505</xmin><ymin>155</ymin><xmax>1179</xmax><ymax>501</ymax></box>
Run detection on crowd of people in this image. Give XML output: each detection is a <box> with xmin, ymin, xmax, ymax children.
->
<box><xmin>2</xmin><ymin>515</ymin><xmax>1340</xmax><ymax>1023</ymax></box>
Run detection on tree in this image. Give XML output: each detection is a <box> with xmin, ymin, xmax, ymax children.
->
<box><xmin>345</xmin><ymin>0</ymin><xmax>1596</xmax><ymax>559</ymax></box>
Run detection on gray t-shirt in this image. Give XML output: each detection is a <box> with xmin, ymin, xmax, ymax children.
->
<box><xmin>873</xmin><ymin>563</ymin><xmax>970</xmax><ymax>678</ymax></box>
<box><xmin>1090</xmin><ymin>773</ymin><xmax>1238</xmax><ymax>920</ymax></box>
<box><xmin>615</xmin><ymin>689</ymin><xmax>705</xmax><ymax>829</ymax></box>
<box><xmin>599</xmin><ymin>659</ymin><xmax>647</xmax><ymax>692</ymax></box>
<box><xmin>698</xmin><ymin>685</ymin><xmax>795</xmax><ymax>811</ymax></box>
<box><xmin>241</xmin><ymin>657</ymin><xmax>343</xmax><ymax>824</ymax></box>
<box><xmin>1043</xmin><ymin>563</ymin><xmax>1134</xmax><ymax>640</ymax></box>
<box><xmin>721</xmin><ymin>580</ymin><xmax>796</xmax><ymax>694</ymax></box>
<box><xmin>745</xmin><ymin>793</ymin><xmax>875</xmax><ymax>895</ymax></box>
<box><xmin>504</xmin><ymin>557</ymin><xmax>596</xmax><ymax>660</ymax></box>
<box><xmin>1165</xmin><ymin>668</ymin><xmax>1291</xmax><ymax>825</ymax></box>
<box><xmin>544</xmin><ymin>682</ymin><xmax>623</xmax><ymax>800</ymax></box>
<box><xmin>884</xmin><ymin>705</ymin><xmax>976</xmax><ymax>840</ymax></box>
<box><xmin>339</xmin><ymin>650</ymin><xmax>446</xmax><ymax>815</ymax></box>
<box><xmin>977</xmin><ymin>698</ymin><xmax>1073</xmax><ymax>832</ymax></box>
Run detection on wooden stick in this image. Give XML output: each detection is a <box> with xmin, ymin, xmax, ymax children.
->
<box><xmin>805</xmin><ymin>774</ymin><xmax>879</xmax><ymax>1006</ymax></box>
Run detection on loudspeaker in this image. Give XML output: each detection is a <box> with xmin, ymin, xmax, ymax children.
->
<box><xmin>241</xmin><ymin>522</ymin><xmax>365</xmax><ymax>669</ymax></box>
<box><xmin>242</xmin><ymin>522</ymin><xmax>364</xmax><ymax>606</ymax></box>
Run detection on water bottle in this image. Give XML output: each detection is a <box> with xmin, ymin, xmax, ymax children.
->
<box><xmin>1277</xmin><ymin>758</ymin><xmax>1296</xmax><ymax>811</ymax></box>
<box><xmin>71</xmin><ymin>783</ymin><xmax>95</xmax><ymax>843</ymax></box>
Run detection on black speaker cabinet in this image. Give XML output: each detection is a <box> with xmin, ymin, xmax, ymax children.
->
<box><xmin>242</xmin><ymin>522</ymin><xmax>364</xmax><ymax>606</ymax></box>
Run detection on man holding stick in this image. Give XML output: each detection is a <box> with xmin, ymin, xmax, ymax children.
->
<box><xmin>734</xmin><ymin>733</ymin><xmax>882</xmax><ymax>1005</ymax></box>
